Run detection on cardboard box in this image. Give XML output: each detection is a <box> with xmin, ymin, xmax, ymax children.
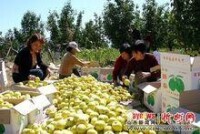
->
<box><xmin>161</xmin><ymin>52</ymin><xmax>200</xmax><ymax>99</ymax></box>
<box><xmin>99</xmin><ymin>68</ymin><xmax>113</xmax><ymax>82</ymax></box>
<box><xmin>37</xmin><ymin>84</ymin><xmax>57</xmax><ymax>103</ymax></box>
<box><xmin>0</xmin><ymin>100</ymin><xmax>37</xmax><ymax>134</ymax></box>
<box><xmin>11</xmin><ymin>80</ymin><xmax>50</xmax><ymax>91</ymax></box>
<box><xmin>138</xmin><ymin>82</ymin><xmax>162</xmax><ymax>113</ymax></box>
<box><xmin>162</xmin><ymin>90</ymin><xmax>200</xmax><ymax>112</ymax></box>
<box><xmin>30</xmin><ymin>95</ymin><xmax>51</xmax><ymax>124</ymax></box>
<box><xmin>162</xmin><ymin>92</ymin><xmax>179</xmax><ymax>113</ymax></box>
<box><xmin>1</xmin><ymin>90</ymin><xmax>40</xmax><ymax>105</ymax></box>
<box><xmin>0</xmin><ymin>60</ymin><xmax>8</xmax><ymax>88</ymax></box>
<box><xmin>12</xmin><ymin>84</ymin><xmax>57</xmax><ymax>103</ymax></box>
<box><xmin>81</xmin><ymin>67</ymin><xmax>101</xmax><ymax>79</ymax></box>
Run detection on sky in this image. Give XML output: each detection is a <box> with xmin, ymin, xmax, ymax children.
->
<box><xmin>0</xmin><ymin>0</ymin><xmax>170</xmax><ymax>37</ymax></box>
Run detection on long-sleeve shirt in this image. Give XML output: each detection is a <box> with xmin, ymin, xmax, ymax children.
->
<box><xmin>14</xmin><ymin>47</ymin><xmax>48</xmax><ymax>77</ymax></box>
<box><xmin>112</xmin><ymin>56</ymin><xmax>128</xmax><ymax>81</ymax></box>
<box><xmin>125</xmin><ymin>53</ymin><xmax>160</xmax><ymax>82</ymax></box>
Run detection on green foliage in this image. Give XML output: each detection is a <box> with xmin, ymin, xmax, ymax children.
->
<box><xmin>47</xmin><ymin>11</ymin><xmax>60</xmax><ymax>44</ymax></box>
<box><xmin>173</xmin><ymin>0</ymin><xmax>200</xmax><ymax>51</ymax></box>
<box><xmin>142</xmin><ymin>0</ymin><xmax>171</xmax><ymax>49</ymax></box>
<box><xmin>103</xmin><ymin>0</ymin><xmax>135</xmax><ymax>48</ymax></box>
<box><xmin>80</xmin><ymin>14</ymin><xmax>108</xmax><ymax>49</ymax></box>
<box><xmin>74</xmin><ymin>11</ymin><xmax>84</xmax><ymax>42</ymax></box>
<box><xmin>21</xmin><ymin>11</ymin><xmax>44</xmax><ymax>40</ymax></box>
<box><xmin>1</xmin><ymin>0</ymin><xmax>200</xmax><ymax>61</ymax></box>
<box><xmin>46</xmin><ymin>2</ymin><xmax>107</xmax><ymax>50</ymax></box>
<box><xmin>58</xmin><ymin>2</ymin><xmax>75</xmax><ymax>43</ymax></box>
<box><xmin>77</xmin><ymin>48</ymin><xmax>119</xmax><ymax>66</ymax></box>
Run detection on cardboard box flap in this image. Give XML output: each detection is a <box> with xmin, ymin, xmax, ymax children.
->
<box><xmin>191</xmin><ymin>57</ymin><xmax>200</xmax><ymax>70</ymax></box>
<box><xmin>137</xmin><ymin>82</ymin><xmax>148</xmax><ymax>90</ymax></box>
<box><xmin>32</xmin><ymin>95</ymin><xmax>51</xmax><ymax>109</ymax></box>
<box><xmin>160</xmin><ymin>52</ymin><xmax>191</xmax><ymax>71</ymax></box>
<box><xmin>138</xmin><ymin>82</ymin><xmax>161</xmax><ymax>93</ymax></box>
<box><xmin>180</xmin><ymin>90</ymin><xmax>200</xmax><ymax>106</ymax></box>
<box><xmin>38</xmin><ymin>84</ymin><xmax>57</xmax><ymax>95</ymax></box>
<box><xmin>0</xmin><ymin>109</ymin><xmax>10</xmax><ymax>124</ymax></box>
<box><xmin>13</xmin><ymin>100</ymin><xmax>36</xmax><ymax>115</ymax></box>
<box><xmin>143</xmin><ymin>85</ymin><xmax>157</xmax><ymax>93</ymax></box>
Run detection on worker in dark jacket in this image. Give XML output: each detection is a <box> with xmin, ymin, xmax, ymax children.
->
<box><xmin>12</xmin><ymin>33</ymin><xmax>51</xmax><ymax>83</ymax></box>
<box><xmin>124</xmin><ymin>40</ymin><xmax>160</xmax><ymax>105</ymax></box>
<box><xmin>125</xmin><ymin>40</ymin><xmax>160</xmax><ymax>83</ymax></box>
<box><xmin>113</xmin><ymin>43</ymin><xmax>132</xmax><ymax>86</ymax></box>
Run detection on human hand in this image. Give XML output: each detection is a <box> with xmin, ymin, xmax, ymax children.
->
<box><xmin>136</xmin><ymin>72</ymin><xmax>151</xmax><ymax>80</ymax></box>
<box><xmin>46</xmin><ymin>68</ymin><xmax>53</xmax><ymax>76</ymax></box>
<box><xmin>113</xmin><ymin>80</ymin><xmax>119</xmax><ymax>87</ymax></box>
<box><xmin>28</xmin><ymin>75</ymin><xmax>36</xmax><ymax>80</ymax></box>
<box><xmin>84</xmin><ymin>61</ymin><xmax>91</xmax><ymax>67</ymax></box>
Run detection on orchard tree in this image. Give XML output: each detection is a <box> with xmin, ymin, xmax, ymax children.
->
<box><xmin>47</xmin><ymin>11</ymin><xmax>60</xmax><ymax>44</ymax></box>
<box><xmin>21</xmin><ymin>11</ymin><xmax>44</xmax><ymax>40</ymax></box>
<box><xmin>73</xmin><ymin>11</ymin><xmax>84</xmax><ymax>42</ymax></box>
<box><xmin>80</xmin><ymin>14</ymin><xmax>108</xmax><ymax>49</ymax></box>
<box><xmin>173</xmin><ymin>0</ymin><xmax>200</xmax><ymax>50</ymax></box>
<box><xmin>93</xmin><ymin>14</ymin><xmax>108</xmax><ymax>48</ymax></box>
<box><xmin>142</xmin><ymin>0</ymin><xmax>157</xmax><ymax>48</ymax></box>
<box><xmin>142</xmin><ymin>0</ymin><xmax>171</xmax><ymax>49</ymax></box>
<box><xmin>58</xmin><ymin>2</ymin><xmax>75</xmax><ymax>43</ymax></box>
<box><xmin>133</xmin><ymin>5</ymin><xmax>144</xmax><ymax>31</ymax></box>
<box><xmin>103</xmin><ymin>0</ymin><xmax>135</xmax><ymax>48</ymax></box>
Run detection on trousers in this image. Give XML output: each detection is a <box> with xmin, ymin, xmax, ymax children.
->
<box><xmin>12</xmin><ymin>68</ymin><xmax>47</xmax><ymax>83</ymax></box>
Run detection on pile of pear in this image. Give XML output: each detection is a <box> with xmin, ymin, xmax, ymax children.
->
<box><xmin>22</xmin><ymin>75</ymin><xmax>164</xmax><ymax>134</ymax></box>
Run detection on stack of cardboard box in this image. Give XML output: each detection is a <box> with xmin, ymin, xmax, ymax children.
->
<box><xmin>160</xmin><ymin>53</ymin><xmax>200</xmax><ymax>112</ymax></box>
<box><xmin>0</xmin><ymin>91</ymin><xmax>51</xmax><ymax>134</ymax></box>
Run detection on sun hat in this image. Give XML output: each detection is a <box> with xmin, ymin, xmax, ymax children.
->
<box><xmin>68</xmin><ymin>41</ymin><xmax>80</xmax><ymax>52</ymax></box>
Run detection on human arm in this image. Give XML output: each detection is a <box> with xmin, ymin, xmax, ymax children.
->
<box><xmin>112</xmin><ymin>57</ymin><xmax>123</xmax><ymax>83</ymax></box>
<box><xmin>73</xmin><ymin>55</ymin><xmax>90</xmax><ymax>67</ymax></box>
<box><xmin>12</xmin><ymin>64</ymin><xmax>19</xmax><ymax>73</ymax></box>
<box><xmin>12</xmin><ymin>50</ymin><xmax>30</xmax><ymax>81</ymax></box>
<box><xmin>148</xmin><ymin>56</ymin><xmax>161</xmax><ymax>81</ymax></box>
<box><xmin>37</xmin><ymin>53</ymin><xmax>52</xmax><ymax>76</ymax></box>
<box><xmin>137</xmin><ymin>55</ymin><xmax>160</xmax><ymax>81</ymax></box>
<box><xmin>124</xmin><ymin>59</ymin><xmax>134</xmax><ymax>78</ymax></box>
<box><xmin>37</xmin><ymin>53</ymin><xmax>48</xmax><ymax>70</ymax></box>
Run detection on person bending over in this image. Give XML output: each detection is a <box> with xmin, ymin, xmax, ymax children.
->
<box><xmin>125</xmin><ymin>40</ymin><xmax>160</xmax><ymax>83</ymax></box>
<box><xmin>12</xmin><ymin>33</ymin><xmax>51</xmax><ymax>83</ymax></box>
<box><xmin>113</xmin><ymin>43</ymin><xmax>132</xmax><ymax>86</ymax></box>
<box><xmin>59</xmin><ymin>41</ymin><xmax>90</xmax><ymax>79</ymax></box>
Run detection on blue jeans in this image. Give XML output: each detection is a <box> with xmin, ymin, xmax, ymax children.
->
<box><xmin>12</xmin><ymin>68</ymin><xmax>47</xmax><ymax>83</ymax></box>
